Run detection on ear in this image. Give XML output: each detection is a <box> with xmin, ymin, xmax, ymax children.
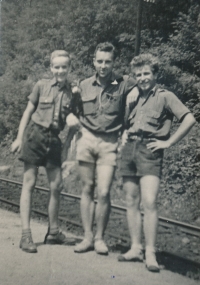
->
<box><xmin>154</xmin><ymin>72</ymin><xmax>158</xmax><ymax>80</ymax></box>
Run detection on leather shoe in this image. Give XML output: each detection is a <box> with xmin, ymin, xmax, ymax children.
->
<box><xmin>74</xmin><ymin>239</ymin><xmax>94</xmax><ymax>253</ymax></box>
<box><xmin>118</xmin><ymin>245</ymin><xmax>143</xmax><ymax>262</ymax></box>
<box><xmin>19</xmin><ymin>235</ymin><xmax>37</xmax><ymax>253</ymax></box>
<box><xmin>145</xmin><ymin>251</ymin><xmax>160</xmax><ymax>273</ymax></box>
<box><xmin>44</xmin><ymin>231</ymin><xmax>76</xmax><ymax>245</ymax></box>
<box><xmin>94</xmin><ymin>239</ymin><xmax>108</xmax><ymax>255</ymax></box>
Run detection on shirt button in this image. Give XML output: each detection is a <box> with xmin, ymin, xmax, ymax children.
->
<box><xmin>45</xmin><ymin>99</ymin><xmax>47</xmax><ymax>102</ymax></box>
<box><xmin>55</xmin><ymin>113</ymin><xmax>58</xmax><ymax>115</ymax></box>
<box><xmin>66</xmin><ymin>105</ymin><xmax>69</xmax><ymax>107</ymax></box>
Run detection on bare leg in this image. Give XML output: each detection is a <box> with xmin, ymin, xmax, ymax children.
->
<box><xmin>140</xmin><ymin>175</ymin><xmax>160</xmax><ymax>271</ymax></box>
<box><xmin>95</xmin><ymin>165</ymin><xmax>115</xmax><ymax>241</ymax></box>
<box><xmin>20</xmin><ymin>163</ymin><xmax>38</xmax><ymax>230</ymax></box>
<box><xmin>118</xmin><ymin>176</ymin><xmax>143</xmax><ymax>261</ymax></box>
<box><xmin>46</xmin><ymin>167</ymin><xmax>62</xmax><ymax>230</ymax></box>
<box><xmin>78</xmin><ymin>161</ymin><xmax>96</xmax><ymax>240</ymax></box>
<box><xmin>123</xmin><ymin>176</ymin><xmax>141</xmax><ymax>246</ymax></box>
<box><xmin>140</xmin><ymin>175</ymin><xmax>160</xmax><ymax>250</ymax></box>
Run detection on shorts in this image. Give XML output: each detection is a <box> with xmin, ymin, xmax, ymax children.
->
<box><xmin>76</xmin><ymin>127</ymin><xmax>118</xmax><ymax>166</ymax></box>
<box><xmin>19</xmin><ymin>121</ymin><xmax>61</xmax><ymax>168</ymax></box>
<box><xmin>120</xmin><ymin>138</ymin><xmax>163</xmax><ymax>178</ymax></box>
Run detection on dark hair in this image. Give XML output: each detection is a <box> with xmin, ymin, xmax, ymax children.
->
<box><xmin>130</xmin><ymin>53</ymin><xmax>160</xmax><ymax>75</ymax></box>
<box><xmin>94</xmin><ymin>42</ymin><xmax>117</xmax><ymax>60</ymax></box>
<box><xmin>50</xmin><ymin>50</ymin><xmax>71</xmax><ymax>64</ymax></box>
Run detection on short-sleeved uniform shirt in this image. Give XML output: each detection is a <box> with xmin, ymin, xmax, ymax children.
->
<box><xmin>29</xmin><ymin>77</ymin><xmax>81</xmax><ymax>131</ymax></box>
<box><xmin>76</xmin><ymin>73</ymin><xmax>136</xmax><ymax>166</ymax></box>
<box><xmin>125</xmin><ymin>86</ymin><xmax>191</xmax><ymax>139</ymax></box>
<box><xmin>80</xmin><ymin>73</ymin><xmax>136</xmax><ymax>134</ymax></box>
<box><xmin>19</xmin><ymin>78</ymin><xmax>81</xmax><ymax>167</ymax></box>
<box><xmin>120</xmin><ymin>86</ymin><xmax>191</xmax><ymax>177</ymax></box>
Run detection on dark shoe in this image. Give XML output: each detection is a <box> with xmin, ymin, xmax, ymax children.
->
<box><xmin>118</xmin><ymin>245</ymin><xmax>143</xmax><ymax>262</ymax></box>
<box><xmin>19</xmin><ymin>236</ymin><xmax>37</xmax><ymax>253</ymax></box>
<box><xmin>44</xmin><ymin>231</ymin><xmax>76</xmax><ymax>245</ymax></box>
<box><xmin>74</xmin><ymin>239</ymin><xmax>94</xmax><ymax>253</ymax></box>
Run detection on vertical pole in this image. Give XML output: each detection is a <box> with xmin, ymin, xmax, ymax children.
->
<box><xmin>134</xmin><ymin>0</ymin><xmax>143</xmax><ymax>56</ymax></box>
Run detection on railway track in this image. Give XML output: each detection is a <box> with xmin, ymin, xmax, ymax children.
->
<box><xmin>0</xmin><ymin>177</ymin><xmax>200</xmax><ymax>280</ymax></box>
<box><xmin>0</xmin><ymin>177</ymin><xmax>200</xmax><ymax>237</ymax></box>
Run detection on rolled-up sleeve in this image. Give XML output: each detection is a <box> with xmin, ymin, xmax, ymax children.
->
<box><xmin>164</xmin><ymin>92</ymin><xmax>191</xmax><ymax>122</ymax></box>
<box><xmin>28</xmin><ymin>81</ymin><xmax>40</xmax><ymax>106</ymax></box>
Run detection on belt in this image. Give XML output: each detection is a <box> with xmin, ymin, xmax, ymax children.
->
<box><xmin>128</xmin><ymin>135</ymin><xmax>151</xmax><ymax>142</ymax></box>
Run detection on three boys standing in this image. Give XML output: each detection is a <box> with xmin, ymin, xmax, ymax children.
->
<box><xmin>12</xmin><ymin>44</ymin><xmax>195</xmax><ymax>273</ymax></box>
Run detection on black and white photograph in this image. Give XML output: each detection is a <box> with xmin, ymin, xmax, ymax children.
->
<box><xmin>0</xmin><ymin>0</ymin><xmax>199</xmax><ymax>284</ymax></box>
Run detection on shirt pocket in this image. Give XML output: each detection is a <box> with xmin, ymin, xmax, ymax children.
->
<box><xmin>38</xmin><ymin>97</ymin><xmax>54</xmax><ymax>109</ymax></box>
<box><xmin>103</xmin><ymin>93</ymin><xmax>121</xmax><ymax>115</ymax></box>
<box><xmin>82</xmin><ymin>95</ymin><xmax>97</xmax><ymax>115</ymax></box>
<box><xmin>146</xmin><ymin>109</ymin><xmax>160</xmax><ymax>127</ymax></box>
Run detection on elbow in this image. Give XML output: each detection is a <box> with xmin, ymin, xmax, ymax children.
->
<box><xmin>185</xmin><ymin>113</ymin><xmax>196</xmax><ymax>127</ymax></box>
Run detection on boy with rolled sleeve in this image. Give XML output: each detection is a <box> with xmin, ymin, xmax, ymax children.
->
<box><xmin>11</xmin><ymin>50</ymin><xmax>80</xmax><ymax>253</ymax></box>
<box><xmin>118</xmin><ymin>53</ymin><xmax>196</xmax><ymax>272</ymax></box>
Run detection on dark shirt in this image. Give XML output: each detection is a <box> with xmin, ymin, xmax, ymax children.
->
<box><xmin>29</xmin><ymin>78</ymin><xmax>81</xmax><ymax>131</ymax></box>
<box><xmin>125</xmin><ymin>86</ymin><xmax>191</xmax><ymax>139</ymax></box>
<box><xmin>80</xmin><ymin>73</ymin><xmax>136</xmax><ymax>134</ymax></box>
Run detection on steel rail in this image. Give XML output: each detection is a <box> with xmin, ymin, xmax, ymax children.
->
<box><xmin>0</xmin><ymin>196</ymin><xmax>200</xmax><ymax>272</ymax></box>
<box><xmin>0</xmin><ymin>177</ymin><xmax>200</xmax><ymax>237</ymax></box>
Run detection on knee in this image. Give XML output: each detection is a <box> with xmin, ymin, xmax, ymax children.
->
<box><xmin>98</xmin><ymin>189</ymin><xmax>110</xmax><ymax>203</ymax></box>
<box><xmin>82</xmin><ymin>179</ymin><xmax>94</xmax><ymax>194</ymax></box>
<box><xmin>23</xmin><ymin>176</ymin><xmax>36</xmax><ymax>190</ymax></box>
<box><xmin>51</xmin><ymin>180</ymin><xmax>63</xmax><ymax>194</ymax></box>
<box><xmin>125</xmin><ymin>193</ymin><xmax>140</xmax><ymax>208</ymax></box>
<box><xmin>143</xmin><ymin>199</ymin><xmax>157</xmax><ymax>212</ymax></box>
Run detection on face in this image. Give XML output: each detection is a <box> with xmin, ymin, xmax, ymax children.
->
<box><xmin>93</xmin><ymin>50</ymin><xmax>114</xmax><ymax>79</ymax></box>
<box><xmin>51</xmin><ymin>56</ymin><xmax>71</xmax><ymax>83</ymax></box>
<box><xmin>134</xmin><ymin>65</ymin><xmax>157</xmax><ymax>94</ymax></box>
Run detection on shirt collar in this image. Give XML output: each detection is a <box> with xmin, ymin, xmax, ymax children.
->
<box><xmin>92</xmin><ymin>72</ymin><xmax>123</xmax><ymax>86</ymax></box>
<box><xmin>50</xmin><ymin>77</ymin><xmax>69</xmax><ymax>89</ymax></box>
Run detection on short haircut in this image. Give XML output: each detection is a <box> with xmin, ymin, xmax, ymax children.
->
<box><xmin>130</xmin><ymin>53</ymin><xmax>160</xmax><ymax>75</ymax></box>
<box><xmin>94</xmin><ymin>42</ymin><xmax>117</xmax><ymax>60</ymax></box>
<box><xmin>50</xmin><ymin>50</ymin><xmax>71</xmax><ymax>64</ymax></box>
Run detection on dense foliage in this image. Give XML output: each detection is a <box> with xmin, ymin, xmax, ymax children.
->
<box><xmin>0</xmin><ymin>0</ymin><xmax>199</xmax><ymax>138</ymax></box>
<box><xmin>0</xmin><ymin>0</ymin><xmax>199</xmax><ymax>222</ymax></box>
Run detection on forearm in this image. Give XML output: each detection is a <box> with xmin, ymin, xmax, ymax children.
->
<box><xmin>16</xmin><ymin>102</ymin><xmax>35</xmax><ymax>140</ymax></box>
<box><xmin>168</xmin><ymin>113</ymin><xmax>196</xmax><ymax>147</ymax></box>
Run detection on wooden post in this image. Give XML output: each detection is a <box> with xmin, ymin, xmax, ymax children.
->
<box><xmin>134</xmin><ymin>0</ymin><xmax>144</xmax><ymax>56</ymax></box>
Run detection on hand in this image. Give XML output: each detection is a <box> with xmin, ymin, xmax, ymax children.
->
<box><xmin>11</xmin><ymin>139</ymin><xmax>22</xmax><ymax>153</ymax></box>
<box><xmin>72</xmin><ymin>86</ymin><xmax>81</xmax><ymax>94</ymax></box>
<box><xmin>66</xmin><ymin>113</ymin><xmax>80</xmax><ymax>128</ymax></box>
<box><xmin>126</xmin><ymin>87</ymin><xmax>139</xmax><ymax>106</ymax></box>
<box><xmin>146</xmin><ymin>139</ymin><xmax>171</xmax><ymax>152</ymax></box>
<box><xmin>121</xmin><ymin>131</ymin><xmax>128</xmax><ymax>146</ymax></box>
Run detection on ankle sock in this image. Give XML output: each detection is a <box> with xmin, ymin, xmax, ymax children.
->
<box><xmin>22</xmin><ymin>229</ymin><xmax>31</xmax><ymax>238</ymax></box>
<box><xmin>49</xmin><ymin>227</ymin><xmax>59</xmax><ymax>235</ymax></box>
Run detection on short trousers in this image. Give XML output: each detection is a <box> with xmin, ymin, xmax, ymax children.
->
<box><xmin>120</xmin><ymin>138</ymin><xmax>163</xmax><ymax>178</ymax></box>
<box><xmin>19</xmin><ymin>121</ymin><xmax>61</xmax><ymax>168</ymax></box>
<box><xmin>76</xmin><ymin>127</ymin><xmax>118</xmax><ymax>166</ymax></box>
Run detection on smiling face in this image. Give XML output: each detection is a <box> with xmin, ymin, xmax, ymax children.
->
<box><xmin>93</xmin><ymin>50</ymin><xmax>114</xmax><ymax>79</ymax></box>
<box><xmin>134</xmin><ymin>65</ymin><xmax>157</xmax><ymax>95</ymax></box>
<box><xmin>51</xmin><ymin>56</ymin><xmax>71</xmax><ymax>83</ymax></box>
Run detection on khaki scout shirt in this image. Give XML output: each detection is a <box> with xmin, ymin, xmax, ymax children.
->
<box><xmin>125</xmin><ymin>86</ymin><xmax>191</xmax><ymax>139</ymax></box>
<box><xmin>29</xmin><ymin>78</ymin><xmax>81</xmax><ymax>131</ymax></box>
<box><xmin>80</xmin><ymin>73</ymin><xmax>136</xmax><ymax>133</ymax></box>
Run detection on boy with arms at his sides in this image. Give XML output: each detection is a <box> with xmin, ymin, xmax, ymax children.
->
<box><xmin>74</xmin><ymin>42</ymin><xmax>139</xmax><ymax>255</ymax></box>
<box><xmin>119</xmin><ymin>54</ymin><xmax>196</xmax><ymax>272</ymax></box>
<box><xmin>11</xmin><ymin>50</ymin><xmax>80</xmax><ymax>253</ymax></box>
